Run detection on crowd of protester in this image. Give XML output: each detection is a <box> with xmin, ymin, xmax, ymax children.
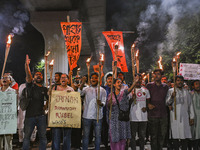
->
<box><xmin>0</xmin><ymin>55</ymin><xmax>200</xmax><ymax>150</ymax></box>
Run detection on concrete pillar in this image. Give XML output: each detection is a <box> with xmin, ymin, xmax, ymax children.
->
<box><xmin>30</xmin><ymin>11</ymin><xmax>79</xmax><ymax>81</ymax></box>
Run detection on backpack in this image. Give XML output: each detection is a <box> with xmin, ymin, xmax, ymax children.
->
<box><xmin>19</xmin><ymin>87</ymin><xmax>32</xmax><ymax>111</ymax></box>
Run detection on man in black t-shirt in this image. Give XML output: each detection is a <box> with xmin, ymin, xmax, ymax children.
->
<box><xmin>23</xmin><ymin>55</ymin><xmax>48</xmax><ymax>150</ymax></box>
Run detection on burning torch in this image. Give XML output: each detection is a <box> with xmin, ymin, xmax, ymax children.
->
<box><xmin>86</xmin><ymin>57</ymin><xmax>91</xmax><ymax>85</ymax></box>
<box><xmin>172</xmin><ymin>57</ymin><xmax>177</xmax><ymax>120</ymax></box>
<box><xmin>97</xmin><ymin>53</ymin><xmax>104</xmax><ymax>123</ymax></box>
<box><xmin>44</xmin><ymin>51</ymin><xmax>51</xmax><ymax>87</ymax></box>
<box><xmin>1</xmin><ymin>34</ymin><xmax>13</xmax><ymax>77</ymax></box>
<box><xmin>158</xmin><ymin>56</ymin><xmax>163</xmax><ymax>70</ymax></box>
<box><xmin>176</xmin><ymin>52</ymin><xmax>181</xmax><ymax>75</ymax></box>
<box><xmin>136</xmin><ymin>49</ymin><xmax>139</xmax><ymax>73</ymax></box>
<box><xmin>48</xmin><ymin>59</ymin><xmax>55</xmax><ymax>125</ymax></box>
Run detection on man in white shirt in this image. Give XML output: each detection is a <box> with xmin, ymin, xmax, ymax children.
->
<box><xmin>0</xmin><ymin>74</ymin><xmax>16</xmax><ymax>150</ymax></box>
<box><xmin>166</xmin><ymin>75</ymin><xmax>194</xmax><ymax>150</ymax></box>
<box><xmin>80</xmin><ymin>72</ymin><xmax>107</xmax><ymax>150</ymax></box>
<box><xmin>130</xmin><ymin>74</ymin><xmax>150</xmax><ymax>150</ymax></box>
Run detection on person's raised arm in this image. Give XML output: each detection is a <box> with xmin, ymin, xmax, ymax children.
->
<box><xmin>127</xmin><ymin>76</ymin><xmax>139</xmax><ymax>94</ymax></box>
<box><xmin>25</xmin><ymin>55</ymin><xmax>32</xmax><ymax>83</ymax></box>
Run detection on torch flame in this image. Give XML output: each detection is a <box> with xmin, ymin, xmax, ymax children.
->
<box><xmin>131</xmin><ymin>43</ymin><xmax>135</xmax><ymax>48</ymax></box>
<box><xmin>100</xmin><ymin>53</ymin><xmax>104</xmax><ymax>61</ymax></box>
<box><xmin>49</xmin><ymin>59</ymin><xmax>55</xmax><ymax>65</ymax></box>
<box><xmin>7</xmin><ymin>34</ymin><xmax>12</xmax><ymax>44</ymax></box>
<box><xmin>173</xmin><ymin>57</ymin><xmax>176</xmax><ymax>62</ymax></box>
<box><xmin>77</xmin><ymin>67</ymin><xmax>81</xmax><ymax>71</ymax></box>
<box><xmin>45</xmin><ymin>51</ymin><xmax>51</xmax><ymax>57</ymax></box>
<box><xmin>143</xmin><ymin>75</ymin><xmax>147</xmax><ymax>80</ymax></box>
<box><xmin>176</xmin><ymin>52</ymin><xmax>181</xmax><ymax>56</ymax></box>
<box><xmin>86</xmin><ymin>57</ymin><xmax>91</xmax><ymax>63</ymax></box>
<box><xmin>142</xmin><ymin>72</ymin><xmax>145</xmax><ymax>76</ymax></box>
<box><xmin>136</xmin><ymin>49</ymin><xmax>139</xmax><ymax>57</ymax></box>
<box><xmin>158</xmin><ymin>56</ymin><xmax>163</xmax><ymax>70</ymax></box>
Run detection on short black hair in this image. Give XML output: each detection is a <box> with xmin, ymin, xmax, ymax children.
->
<box><xmin>33</xmin><ymin>71</ymin><xmax>43</xmax><ymax>76</ymax></box>
<box><xmin>175</xmin><ymin>75</ymin><xmax>184</xmax><ymax>81</ymax></box>
<box><xmin>106</xmin><ymin>73</ymin><xmax>112</xmax><ymax>79</ymax></box>
<box><xmin>113</xmin><ymin>78</ymin><xmax>122</xmax><ymax>84</ymax></box>
<box><xmin>61</xmin><ymin>73</ymin><xmax>69</xmax><ymax>79</ymax></box>
<box><xmin>90</xmin><ymin>72</ymin><xmax>98</xmax><ymax>79</ymax></box>
<box><xmin>55</xmin><ymin>72</ymin><xmax>62</xmax><ymax>78</ymax></box>
<box><xmin>153</xmin><ymin>69</ymin><xmax>163</xmax><ymax>75</ymax></box>
<box><xmin>192</xmin><ymin>80</ymin><xmax>200</xmax><ymax>86</ymax></box>
<box><xmin>117</xmin><ymin>71</ymin><xmax>124</xmax><ymax>76</ymax></box>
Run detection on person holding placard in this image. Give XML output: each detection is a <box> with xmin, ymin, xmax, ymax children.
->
<box><xmin>0</xmin><ymin>74</ymin><xmax>16</xmax><ymax>150</ymax></box>
<box><xmin>51</xmin><ymin>73</ymin><xmax>74</xmax><ymax>150</ymax></box>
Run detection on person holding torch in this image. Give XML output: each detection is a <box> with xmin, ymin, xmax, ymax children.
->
<box><xmin>80</xmin><ymin>72</ymin><xmax>107</xmax><ymax>150</ymax></box>
<box><xmin>166</xmin><ymin>75</ymin><xmax>194</xmax><ymax>150</ymax></box>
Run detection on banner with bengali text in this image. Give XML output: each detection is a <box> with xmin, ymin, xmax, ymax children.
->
<box><xmin>61</xmin><ymin>22</ymin><xmax>82</xmax><ymax>70</ymax></box>
<box><xmin>179</xmin><ymin>63</ymin><xmax>200</xmax><ymax>80</ymax></box>
<box><xmin>102</xmin><ymin>31</ymin><xmax>128</xmax><ymax>72</ymax></box>
<box><xmin>48</xmin><ymin>91</ymin><xmax>81</xmax><ymax>128</ymax></box>
<box><xmin>0</xmin><ymin>91</ymin><xmax>17</xmax><ymax>135</ymax></box>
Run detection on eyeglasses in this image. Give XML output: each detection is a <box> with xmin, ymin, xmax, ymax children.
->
<box><xmin>1</xmin><ymin>77</ymin><xmax>10</xmax><ymax>80</ymax></box>
<box><xmin>61</xmin><ymin>77</ymin><xmax>68</xmax><ymax>79</ymax></box>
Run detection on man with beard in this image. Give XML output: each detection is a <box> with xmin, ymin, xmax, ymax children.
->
<box><xmin>166</xmin><ymin>75</ymin><xmax>194</xmax><ymax>150</ymax></box>
<box><xmin>190</xmin><ymin>80</ymin><xmax>200</xmax><ymax>150</ymax></box>
<box><xmin>54</xmin><ymin>72</ymin><xmax>62</xmax><ymax>86</ymax></box>
<box><xmin>146</xmin><ymin>69</ymin><xmax>169</xmax><ymax>150</ymax></box>
<box><xmin>23</xmin><ymin>55</ymin><xmax>48</xmax><ymax>150</ymax></box>
<box><xmin>80</xmin><ymin>72</ymin><xmax>107</xmax><ymax>150</ymax></box>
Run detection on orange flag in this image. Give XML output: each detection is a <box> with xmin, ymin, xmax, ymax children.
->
<box><xmin>102</xmin><ymin>31</ymin><xmax>128</xmax><ymax>72</ymax></box>
<box><xmin>61</xmin><ymin>22</ymin><xmax>82</xmax><ymax>70</ymax></box>
<box><xmin>93</xmin><ymin>64</ymin><xmax>99</xmax><ymax>73</ymax></box>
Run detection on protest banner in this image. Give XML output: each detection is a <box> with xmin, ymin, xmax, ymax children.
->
<box><xmin>179</xmin><ymin>63</ymin><xmax>200</xmax><ymax>80</ymax></box>
<box><xmin>60</xmin><ymin>22</ymin><xmax>82</xmax><ymax>70</ymax></box>
<box><xmin>0</xmin><ymin>91</ymin><xmax>17</xmax><ymax>135</ymax></box>
<box><xmin>48</xmin><ymin>91</ymin><xmax>81</xmax><ymax>128</ymax></box>
<box><xmin>102</xmin><ymin>31</ymin><xmax>128</xmax><ymax>72</ymax></box>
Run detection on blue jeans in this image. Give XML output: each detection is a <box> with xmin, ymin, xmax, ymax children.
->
<box><xmin>52</xmin><ymin>127</ymin><xmax>72</xmax><ymax>150</ymax></box>
<box><xmin>82</xmin><ymin>118</ymin><xmax>102</xmax><ymax>150</ymax></box>
<box><xmin>23</xmin><ymin>115</ymin><xmax>47</xmax><ymax>150</ymax></box>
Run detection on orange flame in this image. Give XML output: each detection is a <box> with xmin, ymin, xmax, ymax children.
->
<box><xmin>142</xmin><ymin>72</ymin><xmax>145</xmax><ymax>76</ymax></box>
<box><xmin>143</xmin><ymin>75</ymin><xmax>147</xmax><ymax>80</ymax></box>
<box><xmin>45</xmin><ymin>51</ymin><xmax>51</xmax><ymax>57</ymax></box>
<box><xmin>7</xmin><ymin>34</ymin><xmax>12</xmax><ymax>44</ymax></box>
<box><xmin>49</xmin><ymin>59</ymin><xmax>55</xmax><ymax>66</ymax></box>
<box><xmin>100</xmin><ymin>53</ymin><xmax>104</xmax><ymax>61</ymax></box>
<box><xmin>136</xmin><ymin>49</ymin><xmax>139</xmax><ymax>57</ymax></box>
<box><xmin>158</xmin><ymin>56</ymin><xmax>163</xmax><ymax>70</ymax></box>
<box><xmin>131</xmin><ymin>43</ymin><xmax>135</xmax><ymax>48</ymax></box>
<box><xmin>77</xmin><ymin>67</ymin><xmax>81</xmax><ymax>71</ymax></box>
<box><xmin>176</xmin><ymin>52</ymin><xmax>181</xmax><ymax>56</ymax></box>
<box><xmin>86</xmin><ymin>57</ymin><xmax>91</xmax><ymax>63</ymax></box>
<box><xmin>173</xmin><ymin>57</ymin><xmax>176</xmax><ymax>62</ymax></box>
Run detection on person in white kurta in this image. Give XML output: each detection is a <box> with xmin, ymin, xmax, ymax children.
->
<box><xmin>189</xmin><ymin>80</ymin><xmax>200</xmax><ymax>150</ymax></box>
<box><xmin>0</xmin><ymin>74</ymin><xmax>16</xmax><ymax>150</ymax></box>
<box><xmin>166</xmin><ymin>75</ymin><xmax>194</xmax><ymax>150</ymax></box>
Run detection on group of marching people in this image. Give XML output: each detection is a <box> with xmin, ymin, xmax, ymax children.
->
<box><xmin>0</xmin><ymin>54</ymin><xmax>200</xmax><ymax>150</ymax></box>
